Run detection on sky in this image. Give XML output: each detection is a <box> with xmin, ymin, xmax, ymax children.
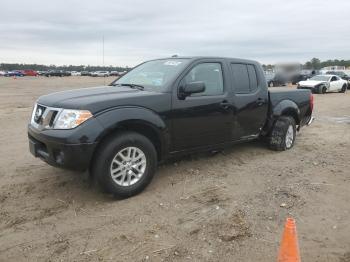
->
<box><xmin>0</xmin><ymin>0</ymin><xmax>349</xmax><ymax>67</ymax></box>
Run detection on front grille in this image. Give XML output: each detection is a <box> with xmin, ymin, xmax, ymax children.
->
<box><xmin>31</xmin><ymin>104</ymin><xmax>61</xmax><ymax>130</ymax></box>
<box><xmin>49</xmin><ymin>111</ymin><xmax>59</xmax><ymax>126</ymax></box>
<box><xmin>34</xmin><ymin>105</ymin><xmax>46</xmax><ymax>124</ymax></box>
<box><xmin>298</xmin><ymin>86</ymin><xmax>313</xmax><ymax>90</ymax></box>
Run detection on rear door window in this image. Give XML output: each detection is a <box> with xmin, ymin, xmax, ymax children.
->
<box><xmin>231</xmin><ymin>63</ymin><xmax>259</xmax><ymax>94</ymax></box>
<box><xmin>247</xmin><ymin>65</ymin><xmax>258</xmax><ymax>91</ymax></box>
<box><xmin>231</xmin><ymin>64</ymin><xmax>250</xmax><ymax>94</ymax></box>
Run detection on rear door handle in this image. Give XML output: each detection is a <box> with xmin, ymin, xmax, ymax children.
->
<box><xmin>256</xmin><ymin>98</ymin><xmax>265</xmax><ymax>106</ymax></box>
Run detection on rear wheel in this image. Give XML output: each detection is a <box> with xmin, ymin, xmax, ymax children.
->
<box><xmin>269</xmin><ymin>116</ymin><xmax>296</xmax><ymax>151</ymax></box>
<box><xmin>92</xmin><ymin>131</ymin><xmax>157</xmax><ymax>198</ymax></box>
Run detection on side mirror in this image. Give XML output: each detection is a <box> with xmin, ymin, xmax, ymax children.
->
<box><xmin>179</xmin><ymin>81</ymin><xmax>205</xmax><ymax>99</ymax></box>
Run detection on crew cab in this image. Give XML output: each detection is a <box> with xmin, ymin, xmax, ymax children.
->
<box><xmin>28</xmin><ymin>57</ymin><xmax>313</xmax><ymax>197</ymax></box>
<box><xmin>297</xmin><ymin>74</ymin><xmax>347</xmax><ymax>94</ymax></box>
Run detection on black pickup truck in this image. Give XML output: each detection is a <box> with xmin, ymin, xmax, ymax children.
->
<box><xmin>28</xmin><ymin>57</ymin><xmax>313</xmax><ymax>197</ymax></box>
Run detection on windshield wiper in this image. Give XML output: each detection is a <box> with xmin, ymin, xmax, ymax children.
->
<box><xmin>112</xmin><ymin>83</ymin><xmax>144</xmax><ymax>90</ymax></box>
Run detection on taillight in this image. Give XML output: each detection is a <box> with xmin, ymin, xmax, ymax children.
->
<box><xmin>310</xmin><ymin>93</ymin><xmax>314</xmax><ymax>112</ymax></box>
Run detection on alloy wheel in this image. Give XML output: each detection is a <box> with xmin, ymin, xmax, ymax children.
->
<box><xmin>110</xmin><ymin>147</ymin><xmax>147</xmax><ymax>186</ymax></box>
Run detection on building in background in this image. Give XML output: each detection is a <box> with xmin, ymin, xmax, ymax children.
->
<box><xmin>320</xmin><ymin>65</ymin><xmax>346</xmax><ymax>74</ymax></box>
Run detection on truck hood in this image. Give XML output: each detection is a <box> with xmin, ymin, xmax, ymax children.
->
<box><xmin>299</xmin><ymin>80</ymin><xmax>326</xmax><ymax>87</ymax></box>
<box><xmin>37</xmin><ymin>86</ymin><xmax>170</xmax><ymax>114</ymax></box>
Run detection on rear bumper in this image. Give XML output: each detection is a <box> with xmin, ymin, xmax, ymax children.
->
<box><xmin>27</xmin><ymin>120</ymin><xmax>103</xmax><ymax>171</ymax></box>
<box><xmin>307</xmin><ymin>116</ymin><xmax>314</xmax><ymax>126</ymax></box>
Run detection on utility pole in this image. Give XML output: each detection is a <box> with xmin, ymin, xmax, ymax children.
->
<box><xmin>102</xmin><ymin>35</ymin><xmax>105</xmax><ymax>68</ymax></box>
<box><xmin>102</xmin><ymin>35</ymin><xmax>105</xmax><ymax>85</ymax></box>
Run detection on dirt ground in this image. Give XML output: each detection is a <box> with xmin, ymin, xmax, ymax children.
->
<box><xmin>0</xmin><ymin>76</ymin><xmax>349</xmax><ymax>262</ymax></box>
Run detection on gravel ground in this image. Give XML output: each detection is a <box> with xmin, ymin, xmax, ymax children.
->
<box><xmin>0</xmin><ymin>76</ymin><xmax>349</xmax><ymax>262</ymax></box>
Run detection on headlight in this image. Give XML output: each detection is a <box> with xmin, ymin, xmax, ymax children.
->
<box><xmin>54</xmin><ymin>109</ymin><xmax>93</xmax><ymax>129</ymax></box>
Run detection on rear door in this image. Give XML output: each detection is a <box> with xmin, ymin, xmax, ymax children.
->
<box><xmin>170</xmin><ymin>60</ymin><xmax>234</xmax><ymax>151</ymax></box>
<box><xmin>229</xmin><ymin>63</ymin><xmax>268</xmax><ymax>140</ymax></box>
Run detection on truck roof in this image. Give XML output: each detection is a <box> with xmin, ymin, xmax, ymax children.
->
<box><xmin>159</xmin><ymin>56</ymin><xmax>260</xmax><ymax>65</ymax></box>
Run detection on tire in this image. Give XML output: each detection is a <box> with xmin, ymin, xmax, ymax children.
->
<box><xmin>339</xmin><ymin>84</ymin><xmax>346</xmax><ymax>93</ymax></box>
<box><xmin>322</xmin><ymin>85</ymin><xmax>327</xmax><ymax>94</ymax></box>
<box><xmin>269</xmin><ymin>116</ymin><xmax>296</xmax><ymax>151</ymax></box>
<box><xmin>92</xmin><ymin>131</ymin><xmax>157</xmax><ymax>198</ymax></box>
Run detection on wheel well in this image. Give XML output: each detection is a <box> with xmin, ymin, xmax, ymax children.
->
<box><xmin>281</xmin><ymin>109</ymin><xmax>299</xmax><ymax>125</ymax></box>
<box><xmin>92</xmin><ymin>121</ymin><xmax>163</xmax><ymax>167</ymax></box>
<box><xmin>120</xmin><ymin>122</ymin><xmax>162</xmax><ymax>160</ymax></box>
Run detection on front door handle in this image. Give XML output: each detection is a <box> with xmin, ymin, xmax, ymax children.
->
<box><xmin>220</xmin><ymin>100</ymin><xmax>232</xmax><ymax>110</ymax></box>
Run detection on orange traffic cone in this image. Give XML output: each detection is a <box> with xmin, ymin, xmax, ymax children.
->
<box><xmin>277</xmin><ymin>217</ymin><xmax>301</xmax><ymax>262</ymax></box>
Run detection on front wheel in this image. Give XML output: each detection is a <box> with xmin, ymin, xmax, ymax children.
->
<box><xmin>269</xmin><ymin>116</ymin><xmax>296</xmax><ymax>151</ymax></box>
<box><xmin>92</xmin><ymin>131</ymin><xmax>157</xmax><ymax>198</ymax></box>
<box><xmin>339</xmin><ymin>84</ymin><xmax>347</xmax><ymax>93</ymax></box>
<box><xmin>317</xmin><ymin>85</ymin><xmax>326</xmax><ymax>94</ymax></box>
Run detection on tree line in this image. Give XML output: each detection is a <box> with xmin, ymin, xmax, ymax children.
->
<box><xmin>0</xmin><ymin>63</ymin><xmax>129</xmax><ymax>72</ymax></box>
<box><xmin>263</xmin><ymin>58</ymin><xmax>350</xmax><ymax>71</ymax></box>
<box><xmin>2</xmin><ymin>58</ymin><xmax>350</xmax><ymax>72</ymax></box>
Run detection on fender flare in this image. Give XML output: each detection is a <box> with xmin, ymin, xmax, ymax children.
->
<box><xmin>272</xmin><ymin>100</ymin><xmax>300</xmax><ymax>124</ymax></box>
<box><xmin>94</xmin><ymin>106</ymin><xmax>168</xmax><ymax>154</ymax></box>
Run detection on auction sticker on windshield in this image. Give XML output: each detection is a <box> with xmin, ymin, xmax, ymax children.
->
<box><xmin>164</xmin><ymin>61</ymin><xmax>182</xmax><ymax>66</ymax></box>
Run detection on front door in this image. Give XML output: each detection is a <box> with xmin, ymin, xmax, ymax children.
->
<box><xmin>170</xmin><ymin>61</ymin><xmax>233</xmax><ymax>152</ymax></box>
<box><xmin>329</xmin><ymin>76</ymin><xmax>342</xmax><ymax>91</ymax></box>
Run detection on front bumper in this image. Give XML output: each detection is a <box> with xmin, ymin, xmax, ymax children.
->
<box><xmin>297</xmin><ymin>86</ymin><xmax>316</xmax><ymax>92</ymax></box>
<box><xmin>27</xmin><ymin>119</ymin><xmax>104</xmax><ymax>171</ymax></box>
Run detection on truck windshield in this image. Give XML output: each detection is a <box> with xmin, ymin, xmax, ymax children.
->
<box><xmin>111</xmin><ymin>59</ymin><xmax>190</xmax><ymax>91</ymax></box>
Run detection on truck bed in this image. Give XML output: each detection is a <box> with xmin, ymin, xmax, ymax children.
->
<box><xmin>268</xmin><ymin>87</ymin><xmax>312</xmax><ymax>126</ymax></box>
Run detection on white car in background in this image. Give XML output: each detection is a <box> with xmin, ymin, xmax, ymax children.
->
<box><xmin>70</xmin><ymin>71</ymin><xmax>81</xmax><ymax>76</ymax></box>
<box><xmin>91</xmin><ymin>71</ymin><xmax>110</xmax><ymax>77</ymax></box>
<box><xmin>0</xmin><ymin>71</ymin><xmax>6</xmax><ymax>76</ymax></box>
<box><xmin>297</xmin><ymin>75</ymin><xmax>347</xmax><ymax>94</ymax></box>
